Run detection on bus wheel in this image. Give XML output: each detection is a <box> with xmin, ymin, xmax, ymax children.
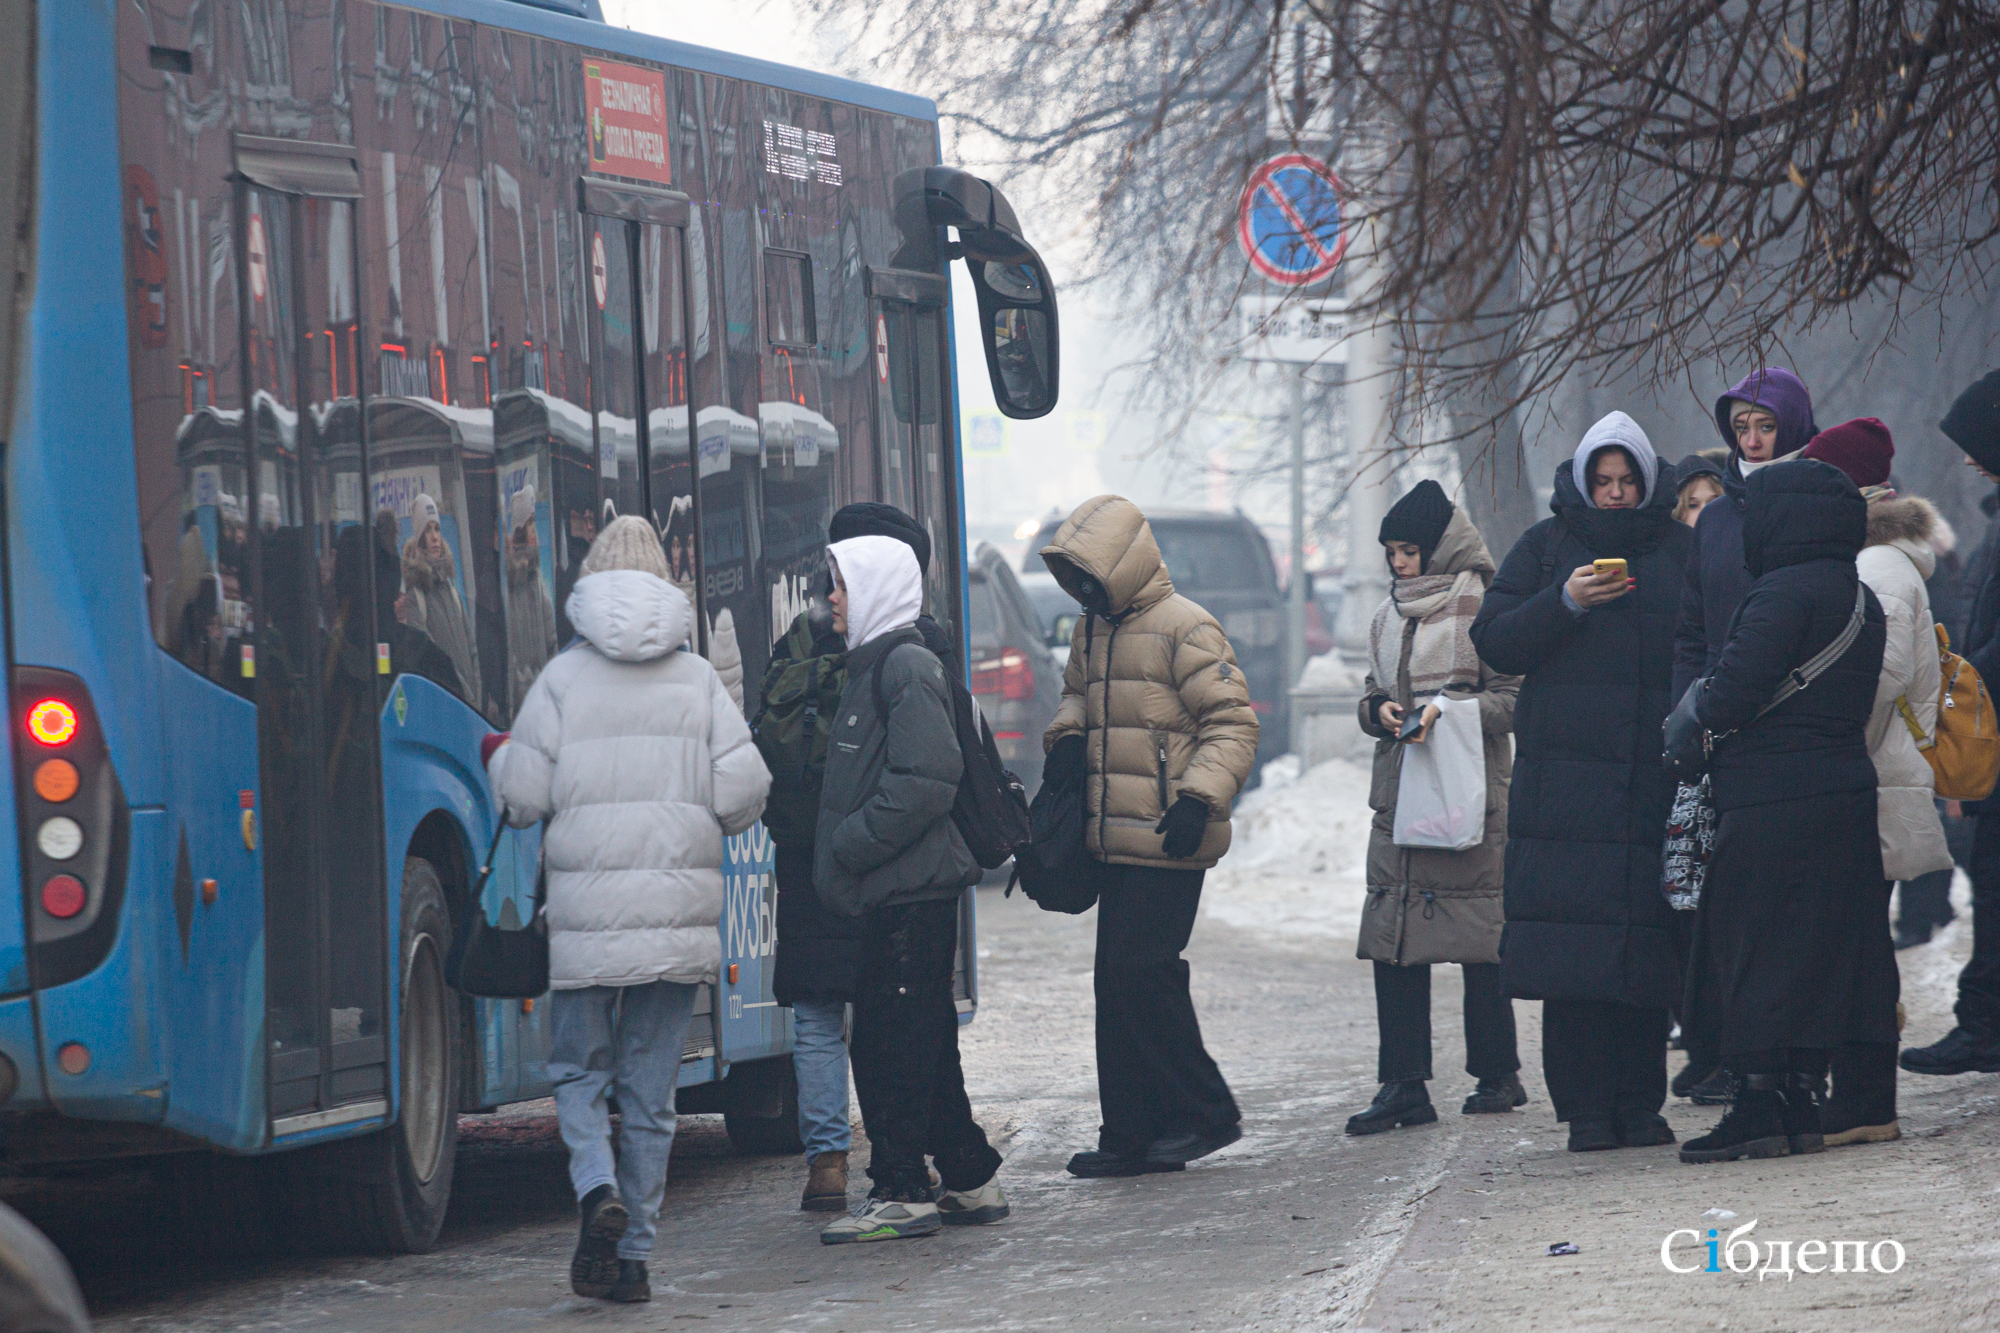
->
<box><xmin>722</xmin><ymin>1056</ymin><xmax>804</xmax><ymax>1155</ymax></box>
<box><xmin>302</xmin><ymin>857</ymin><xmax>461</xmax><ymax>1254</ymax></box>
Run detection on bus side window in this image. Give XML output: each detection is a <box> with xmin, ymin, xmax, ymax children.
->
<box><xmin>359</xmin><ymin>10</ymin><xmax>503</xmax><ymax>722</ymax></box>
<box><xmin>481</xmin><ymin>26</ymin><xmax>595</xmax><ymax>725</ymax></box>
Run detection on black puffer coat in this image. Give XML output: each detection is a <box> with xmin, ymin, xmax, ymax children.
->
<box><xmin>1684</xmin><ymin>459</ymin><xmax>1894</xmax><ymax>1056</ymax></box>
<box><xmin>1470</xmin><ymin>462</ymin><xmax>1692</xmax><ymax>1008</ymax></box>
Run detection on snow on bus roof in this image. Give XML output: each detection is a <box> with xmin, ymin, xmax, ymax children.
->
<box><xmin>406</xmin><ymin>0</ymin><xmax>939</xmax><ymax>123</ymax></box>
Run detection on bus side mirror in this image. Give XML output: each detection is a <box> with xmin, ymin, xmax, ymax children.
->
<box><xmin>896</xmin><ymin>167</ymin><xmax>1060</xmax><ymax>420</ymax></box>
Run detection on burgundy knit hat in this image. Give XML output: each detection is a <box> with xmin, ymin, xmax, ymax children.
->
<box><xmin>1800</xmin><ymin>417</ymin><xmax>1894</xmax><ymax>489</ymax></box>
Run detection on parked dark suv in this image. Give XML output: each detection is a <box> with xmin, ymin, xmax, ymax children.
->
<box><xmin>967</xmin><ymin>543</ymin><xmax>1065</xmax><ymax>797</ymax></box>
<box><xmin>1025</xmin><ymin>509</ymin><xmax>1287</xmax><ymax>774</ymax></box>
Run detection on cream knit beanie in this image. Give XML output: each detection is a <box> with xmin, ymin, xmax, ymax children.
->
<box><xmin>581</xmin><ymin>514</ymin><xmax>670</xmax><ymax>581</ymax></box>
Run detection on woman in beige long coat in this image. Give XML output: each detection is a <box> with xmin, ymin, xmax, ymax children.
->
<box><xmin>1346</xmin><ymin>481</ymin><xmax>1525</xmax><ymax>1135</ymax></box>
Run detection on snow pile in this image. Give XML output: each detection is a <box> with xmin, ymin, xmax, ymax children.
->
<box><xmin>1203</xmin><ymin>752</ymin><xmax>1375</xmax><ymax>945</ymax></box>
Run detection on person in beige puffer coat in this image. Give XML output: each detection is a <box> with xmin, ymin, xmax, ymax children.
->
<box><xmin>1040</xmin><ymin>495</ymin><xmax>1259</xmax><ymax>1179</ymax></box>
<box><xmin>1346</xmin><ymin>481</ymin><xmax>1526</xmax><ymax>1137</ymax></box>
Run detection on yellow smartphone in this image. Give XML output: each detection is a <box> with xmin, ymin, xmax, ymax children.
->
<box><xmin>1593</xmin><ymin>558</ymin><xmax>1628</xmax><ymax>578</ymax></box>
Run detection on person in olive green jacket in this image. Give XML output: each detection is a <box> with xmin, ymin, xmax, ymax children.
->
<box><xmin>1040</xmin><ymin>495</ymin><xmax>1259</xmax><ymax>1179</ymax></box>
<box><xmin>1346</xmin><ymin>481</ymin><xmax>1526</xmax><ymax>1137</ymax></box>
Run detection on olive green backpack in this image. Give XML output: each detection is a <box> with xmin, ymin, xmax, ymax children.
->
<box><xmin>750</xmin><ymin>608</ymin><xmax>847</xmax><ymax>850</ymax></box>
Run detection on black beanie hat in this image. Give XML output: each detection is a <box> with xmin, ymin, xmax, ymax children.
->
<box><xmin>1941</xmin><ymin>369</ymin><xmax>2000</xmax><ymax>475</ymax></box>
<box><xmin>1378</xmin><ymin>480</ymin><xmax>1454</xmax><ymax>563</ymax></box>
<box><xmin>828</xmin><ymin>502</ymin><xmax>930</xmax><ymax>575</ymax></box>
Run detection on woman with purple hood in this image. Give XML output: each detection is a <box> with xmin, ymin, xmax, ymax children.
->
<box><xmin>1667</xmin><ymin>368</ymin><xmax>1816</xmax><ymax>1104</ymax></box>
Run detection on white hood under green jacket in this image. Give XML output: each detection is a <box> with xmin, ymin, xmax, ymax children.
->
<box><xmin>487</xmin><ymin>568</ymin><xmax>771</xmax><ymax>988</ymax></box>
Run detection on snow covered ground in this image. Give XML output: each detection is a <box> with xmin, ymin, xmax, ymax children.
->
<box><xmin>1203</xmin><ymin>752</ymin><xmax>1375</xmax><ymax>947</ymax></box>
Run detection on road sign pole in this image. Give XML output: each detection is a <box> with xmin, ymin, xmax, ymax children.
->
<box><xmin>1287</xmin><ymin>363</ymin><xmax>1308</xmax><ymax>747</ymax></box>
<box><xmin>1336</xmin><ymin>261</ymin><xmax>1391</xmax><ymax>668</ymax></box>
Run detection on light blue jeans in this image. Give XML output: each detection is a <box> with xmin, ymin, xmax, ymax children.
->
<box><xmin>790</xmin><ymin>998</ymin><xmax>853</xmax><ymax>1158</ymax></box>
<box><xmin>548</xmin><ymin>981</ymin><xmax>697</xmax><ymax>1260</ymax></box>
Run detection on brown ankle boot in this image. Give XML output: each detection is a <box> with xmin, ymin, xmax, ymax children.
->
<box><xmin>802</xmin><ymin>1151</ymin><xmax>849</xmax><ymax>1212</ymax></box>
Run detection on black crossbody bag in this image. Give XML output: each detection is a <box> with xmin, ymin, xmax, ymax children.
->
<box><xmin>444</xmin><ymin>810</ymin><xmax>549</xmax><ymax>998</ymax></box>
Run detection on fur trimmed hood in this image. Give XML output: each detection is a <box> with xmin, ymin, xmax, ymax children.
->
<box><xmin>402</xmin><ymin>537</ymin><xmax>456</xmax><ymax>592</ymax></box>
<box><xmin>1864</xmin><ymin>495</ymin><xmax>1938</xmax><ymax>550</ymax></box>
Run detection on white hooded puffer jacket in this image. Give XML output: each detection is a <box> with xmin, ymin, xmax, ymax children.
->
<box><xmin>488</xmin><ymin>568</ymin><xmax>771</xmax><ymax>988</ymax></box>
<box><xmin>1858</xmin><ymin>496</ymin><xmax>1954</xmax><ymax>883</ymax></box>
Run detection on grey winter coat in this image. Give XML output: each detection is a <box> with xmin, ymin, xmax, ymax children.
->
<box><xmin>812</xmin><ymin>627</ymin><xmax>981</xmax><ymax>917</ymax></box>
<box><xmin>1355</xmin><ymin>511</ymin><xmax>1519</xmax><ymax>966</ymax></box>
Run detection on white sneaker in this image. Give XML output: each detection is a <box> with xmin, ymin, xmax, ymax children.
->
<box><xmin>937</xmin><ymin>1178</ymin><xmax>1010</xmax><ymax>1226</ymax></box>
<box><xmin>819</xmin><ymin>1197</ymin><xmax>942</xmax><ymax>1245</ymax></box>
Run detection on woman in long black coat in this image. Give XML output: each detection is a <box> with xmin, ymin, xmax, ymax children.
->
<box><xmin>1471</xmin><ymin>412</ymin><xmax>1692</xmax><ymax>1152</ymax></box>
<box><xmin>1679</xmin><ymin>459</ymin><xmax>1891</xmax><ymax>1164</ymax></box>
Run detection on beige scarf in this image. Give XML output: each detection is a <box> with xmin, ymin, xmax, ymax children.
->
<box><xmin>1370</xmin><ymin>569</ymin><xmax>1486</xmax><ymax>703</ymax></box>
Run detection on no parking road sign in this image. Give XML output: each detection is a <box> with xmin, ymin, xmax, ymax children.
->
<box><xmin>1237</xmin><ymin>153</ymin><xmax>1345</xmax><ymax>286</ymax></box>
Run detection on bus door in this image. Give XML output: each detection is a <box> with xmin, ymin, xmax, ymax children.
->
<box><xmin>866</xmin><ymin>265</ymin><xmax>975</xmax><ymax>1012</ymax></box>
<box><xmin>577</xmin><ymin>178</ymin><xmax>720</xmax><ymax>1074</ymax></box>
<box><xmin>866</xmin><ymin>268</ymin><xmax>956</xmax><ymax>620</ymax></box>
<box><xmin>232</xmin><ymin>136</ymin><xmax>392</xmax><ymax>1137</ymax></box>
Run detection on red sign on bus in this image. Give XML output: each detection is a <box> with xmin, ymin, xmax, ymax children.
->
<box><xmin>584</xmin><ymin>59</ymin><xmax>671</xmax><ymax>186</ymax></box>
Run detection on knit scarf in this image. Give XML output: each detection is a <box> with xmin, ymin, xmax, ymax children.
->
<box><xmin>1370</xmin><ymin>569</ymin><xmax>1485</xmax><ymax>702</ymax></box>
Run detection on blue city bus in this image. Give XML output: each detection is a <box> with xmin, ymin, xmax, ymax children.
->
<box><xmin>0</xmin><ymin>0</ymin><xmax>1058</xmax><ymax>1251</ymax></box>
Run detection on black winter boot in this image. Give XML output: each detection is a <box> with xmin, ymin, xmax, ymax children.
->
<box><xmin>1679</xmin><ymin>1077</ymin><xmax>1789</xmax><ymax>1163</ymax></box>
<box><xmin>1777</xmin><ymin>1073</ymin><xmax>1825</xmax><ymax>1155</ymax></box>
<box><xmin>1900</xmin><ymin>1026</ymin><xmax>2000</xmax><ymax>1076</ymax></box>
<box><xmin>571</xmin><ymin>1183</ymin><xmax>628</xmax><ymax>1298</ymax></box>
<box><xmin>607</xmin><ymin>1259</ymin><xmax>650</xmax><ymax>1303</ymax></box>
<box><xmin>1671</xmin><ymin>1059</ymin><xmax>1718</xmax><ymax>1099</ymax></box>
<box><xmin>1344</xmin><ymin>1081</ymin><xmax>1437</xmax><ymax>1135</ymax></box>
<box><xmin>1461</xmin><ymin>1075</ymin><xmax>1528</xmax><ymax>1115</ymax></box>
<box><xmin>1686</xmin><ymin>1067</ymin><xmax>1738</xmax><ymax>1105</ymax></box>
<box><xmin>1616</xmin><ymin>1108</ymin><xmax>1676</xmax><ymax>1147</ymax></box>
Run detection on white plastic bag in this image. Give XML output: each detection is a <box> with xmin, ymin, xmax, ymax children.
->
<box><xmin>1392</xmin><ymin>694</ymin><xmax>1486</xmax><ymax>851</ymax></box>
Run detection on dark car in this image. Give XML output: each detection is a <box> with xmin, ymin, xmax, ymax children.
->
<box><xmin>967</xmin><ymin>543</ymin><xmax>1065</xmax><ymax>796</ymax></box>
<box><xmin>1025</xmin><ymin>509</ymin><xmax>1287</xmax><ymax>774</ymax></box>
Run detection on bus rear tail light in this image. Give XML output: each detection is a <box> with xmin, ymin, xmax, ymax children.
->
<box><xmin>970</xmin><ymin>649</ymin><xmax>1034</xmax><ymax>701</ymax></box>
<box><xmin>13</xmin><ymin>669</ymin><xmax>128</xmax><ymax>990</ymax></box>
<box><xmin>40</xmin><ymin>876</ymin><xmax>84</xmax><ymax>919</ymax></box>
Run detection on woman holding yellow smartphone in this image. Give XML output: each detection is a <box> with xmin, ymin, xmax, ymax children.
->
<box><xmin>1470</xmin><ymin>413</ymin><xmax>1694</xmax><ymax>1153</ymax></box>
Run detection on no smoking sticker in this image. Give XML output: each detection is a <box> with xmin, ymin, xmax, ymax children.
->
<box><xmin>591</xmin><ymin>230</ymin><xmax>608</xmax><ymax>310</ymax></box>
<box><xmin>875</xmin><ymin>314</ymin><xmax>889</xmax><ymax>383</ymax></box>
<box><xmin>247</xmin><ymin>213</ymin><xmax>269</xmax><ymax>302</ymax></box>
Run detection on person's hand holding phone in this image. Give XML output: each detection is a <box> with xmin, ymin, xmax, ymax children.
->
<box><xmin>1399</xmin><ymin>701</ymin><xmax>1442</xmax><ymax>743</ymax></box>
<box><xmin>1565</xmin><ymin>561</ymin><xmax>1635</xmax><ymax>609</ymax></box>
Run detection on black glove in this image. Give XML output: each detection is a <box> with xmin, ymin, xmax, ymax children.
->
<box><xmin>1044</xmin><ymin>733</ymin><xmax>1087</xmax><ymax>788</ymax></box>
<box><xmin>1155</xmin><ymin>794</ymin><xmax>1210</xmax><ymax>859</ymax></box>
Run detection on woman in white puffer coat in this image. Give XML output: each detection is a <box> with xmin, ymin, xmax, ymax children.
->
<box><xmin>485</xmin><ymin>515</ymin><xmax>770</xmax><ymax>1303</ymax></box>
<box><xmin>1857</xmin><ymin>493</ymin><xmax>1953</xmax><ymax>883</ymax></box>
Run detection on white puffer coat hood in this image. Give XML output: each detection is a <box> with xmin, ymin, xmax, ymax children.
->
<box><xmin>1858</xmin><ymin>496</ymin><xmax>1953</xmax><ymax>882</ymax></box>
<box><xmin>487</xmin><ymin>569</ymin><xmax>771</xmax><ymax>988</ymax></box>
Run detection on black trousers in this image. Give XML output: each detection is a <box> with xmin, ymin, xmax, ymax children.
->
<box><xmin>1669</xmin><ymin>912</ymin><xmax>1719</xmax><ymax>1072</ymax></box>
<box><xmin>1373</xmin><ymin>961</ymin><xmax>1519</xmax><ymax>1085</ymax></box>
<box><xmin>1955</xmin><ymin>813</ymin><xmax>2000</xmax><ymax>1037</ymax></box>
<box><xmin>848</xmin><ymin>897</ymin><xmax>1001</xmax><ymax>1201</ymax></box>
<box><xmin>1541</xmin><ymin>1000</ymin><xmax>1668</xmax><ymax>1124</ymax></box>
<box><xmin>1094</xmin><ymin>864</ymin><xmax>1239</xmax><ymax>1157</ymax></box>
<box><xmin>1896</xmin><ymin>867</ymin><xmax>1956</xmax><ymax>935</ymax></box>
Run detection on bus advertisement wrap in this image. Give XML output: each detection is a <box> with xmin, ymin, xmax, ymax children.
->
<box><xmin>585</xmin><ymin>58</ymin><xmax>671</xmax><ymax>186</ymax></box>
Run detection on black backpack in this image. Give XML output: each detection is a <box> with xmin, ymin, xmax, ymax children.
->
<box><xmin>871</xmin><ymin>644</ymin><xmax>1031</xmax><ymax>870</ymax></box>
<box><xmin>1007</xmin><ymin>754</ymin><xmax>1098</xmax><ymax>913</ymax></box>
